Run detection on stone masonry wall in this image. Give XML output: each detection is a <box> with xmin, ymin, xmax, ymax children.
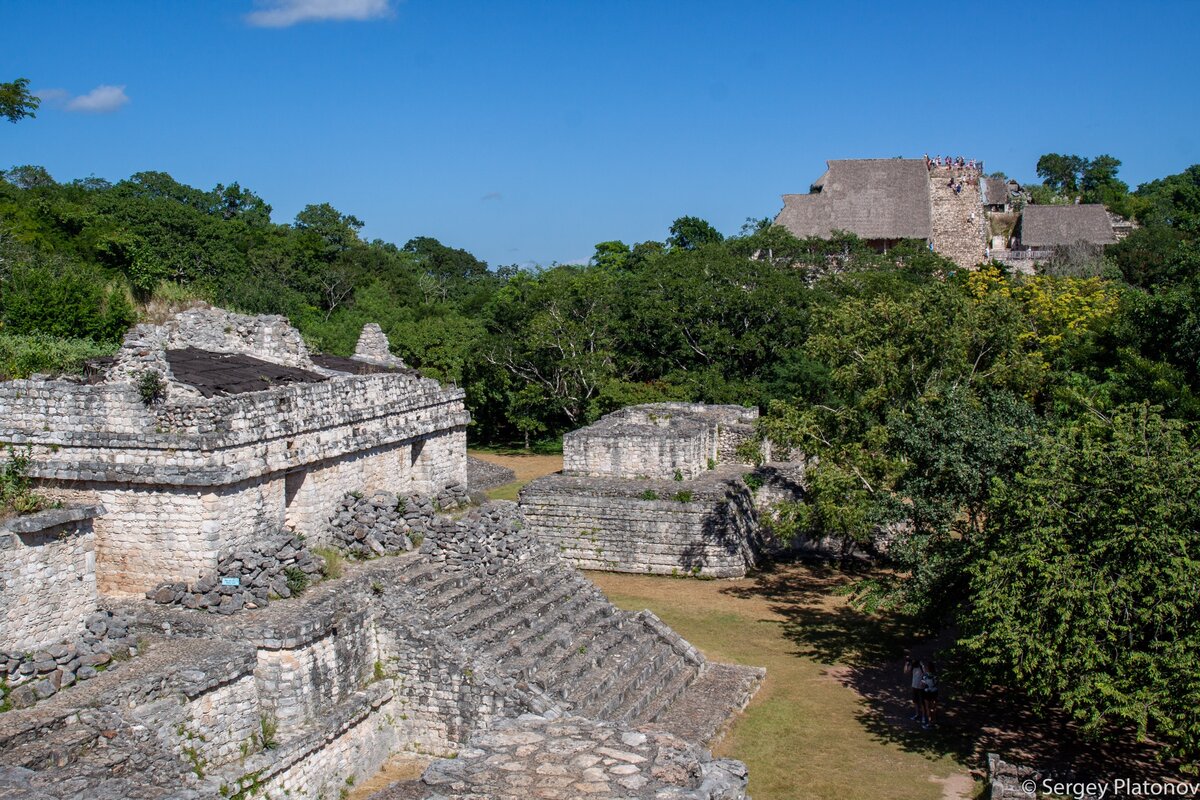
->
<box><xmin>520</xmin><ymin>469</ymin><xmax>763</xmax><ymax>578</ymax></box>
<box><xmin>1</xmin><ymin>373</ymin><xmax>469</xmax><ymax>593</ymax></box>
<box><xmin>0</xmin><ymin>506</ymin><xmax>102</xmax><ymax>652</ymax></box>
<box><xmin>563</xmin><ymin>403</ymin><xmax>758</xmax><ymax>481</ymax></box>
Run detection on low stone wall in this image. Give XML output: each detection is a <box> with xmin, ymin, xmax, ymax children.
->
<box><xmin>1</xmin><ymin>505</ymin><xmax>102</xmax><ymax>653</ymax></box>
<box><xmin>519</xmin><ymin>468</ymin><xmax>764</xmax><ymax>578</ymax></box>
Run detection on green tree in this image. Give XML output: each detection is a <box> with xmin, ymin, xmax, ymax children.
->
<box><xmin>666</xmin><ymin>216</ymin><xmax>723</xmax><ymax>251</ymax></box>
<box><xmin>0</xmin><ymin>78</ymin><xmax>39</xmax><ymax>123</ymax></box>
<box><xmin>957</xmin><ymin>405</ymin><xmax>1200</xmax><ymax>765</ymax></box>
<box><xmin>1036</xmin><ymin>153</ymin><xmax>1089</xmax><ymax>195</ymax></box>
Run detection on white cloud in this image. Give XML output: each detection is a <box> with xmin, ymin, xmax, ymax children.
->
<box><xmin>65</xmin><ymin>85</ymin><xmax>130</xmax><ymax>113</ymax></box>
<box><xmin>246</xmin><ymin>0</ymin><xmax>393</xmax><ymax>27</ymax></box>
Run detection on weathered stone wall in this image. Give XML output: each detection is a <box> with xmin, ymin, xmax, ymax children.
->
<box><xmin>1</xmin><ymin>369</ymin><xmax>469</xmax><ymax>593</ymax></box>
<box><xmin>519</xmin><ymin>469</ymin><xmax>763</xmax><ymax>578</ymax></box>
<box><xmin>0</xmin><ymin>506</ymin><xmax>101</xmax><ymax>652</ymax></box>
<box><xmin>563</xmin><ymin>403</ymin><xmax>757</xmax><ymax>481</ymax></box>
<box><xmin>111</xmin><ymin>306</ymin><xmax>316</xmax><ymax>387</ymax></box>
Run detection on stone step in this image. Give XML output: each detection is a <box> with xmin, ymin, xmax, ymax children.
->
<box><xmin>479</xmin><ymin>579</ymin><xmax>591</xmax><ymax>657</ymax></box>
<box><xmin>611</xmin><ymin>650</ymin><xmax>695</xmax><ymax>724</ymax></box>
<box><xmin>422</xmin><ymin>573</ymin><xmax>487</xmax><ymax>610</ymax></box>
<box><xmin>495</xmin><ymin>591</ymin><xmax>614</xmax><ymax>673</ymax></box>
<box><xmin>545</xmin><ymin>617</ymin><xmax>636</xmax><ymax>696</ymax></box>
<box><xmin>438</xmin><ymin>571</ymin><xmax>540</xmax><ymax>629</ymax></box>
<box><xmin>633</xmin><ymin>660</ymin><xmax>699</xmax><ymax>726</ymax></box>
<box><xmin>586</xmin><ymin>640</ymin><xmax>675</xmax><ymax>721</ymax></box>
<box><xmin>650</xmin><ymin>662</ymin><xmax>766</xmax><ymax>745</ymax></box>
<box><xmin>505</xmin><ymin>598</ymin><xmax>617</xmax><ymax>680</ymax></box>
<box><xmin>564</xmin><ymin>632</ymin><xmax>655</xmax><ymax>708</ymax></box>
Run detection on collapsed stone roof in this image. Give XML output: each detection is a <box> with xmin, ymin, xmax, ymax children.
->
<box><xmin>775</xmin><ymin>158</ymin><xmax>933</xmax><ymax>241</ymax></box>
<box><xmin>1018</xmin><ymin>203</ymin><xmax>1117</xmax><ymax>248</ymax></box>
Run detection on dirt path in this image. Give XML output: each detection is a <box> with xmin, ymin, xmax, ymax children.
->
<box><xmin>467</xmin><ymin>450</ymin><xmax>562</xmax><ymax>482</ymax></box>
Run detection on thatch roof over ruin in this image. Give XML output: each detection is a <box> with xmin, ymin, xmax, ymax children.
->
<box><xmin>1019</xmin><ymin>204</ymin><xmax>1116</xmax><ymax>248</ymax></box>
<box><xmin>774</xmin><ymin>159</ymin><xmax>932</xmax><ymax>241</ymax></box>
<box><xmin>166</xmin><ymin>347</ymin><xmax>327</xmax><ymax>397</ymax></box>
<box><xmin>983</xmin><ymin>177</ymin><xmax>1009</xmax><ymax>206</ymax></box>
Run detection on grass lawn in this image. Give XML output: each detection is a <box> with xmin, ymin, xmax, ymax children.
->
<box><xmin>588</xmin><ymin>567</ymin><xmax>981</xmax><ymax>800</ymax></box>
<box><xmin>470</xmin><ymin>449</ymin><xmax>563</xmax><ymax>502</ymax></box>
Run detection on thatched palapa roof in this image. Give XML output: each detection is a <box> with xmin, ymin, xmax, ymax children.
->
<box><xmin>982</xmin><ymin>177</ymin><xmax>1009</xmax><ymax>206</ymax></box>
<box><xmin>774</xmin><ymin>159</ymin><xmax>932</xmax><ymax>241</ymax></box>
<box><xmin>1019</xmin><ymin>204</ymin><xmax>1116</xmax><ymax>248</ymax></box>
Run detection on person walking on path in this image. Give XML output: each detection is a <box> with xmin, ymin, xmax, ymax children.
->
<box><xmin>904</xmin><ymin>656</ymin><xmax>925</xmax><ymax>723</ymax></box>
<box><xmin>920</xmin><ymin>660</ymin><xmax>939</xmax><ymax>729</ymax></box>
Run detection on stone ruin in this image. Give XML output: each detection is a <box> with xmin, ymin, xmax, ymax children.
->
<box><xmin>0</xmin><ymin>311</ymin><xmax>763</xmax><ymax>799</ymax></box>
<box><xmin>519</xmin><ymin>403</ymin><xmax>806</xmax><ymax>578</ymax></box>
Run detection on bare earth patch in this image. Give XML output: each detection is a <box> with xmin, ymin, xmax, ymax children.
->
<box><xmin>348</xmin><ymin>753</ymin><xmax>431</xmax><ymax>799</ymax></box>
<box><xmin>469</xmin><ymin>450</ymin><xmax>563</xmax><ymax>501</ymax></box>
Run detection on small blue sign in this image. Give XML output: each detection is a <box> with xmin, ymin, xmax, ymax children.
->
<box><xmin>220</xmin><ymin>577</ymin><xmax>241</xmax><ymax>587</ymax></box>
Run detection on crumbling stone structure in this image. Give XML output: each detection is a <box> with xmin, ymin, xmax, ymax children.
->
<box><xmin>521</xmin><ymin>403</ymin><xmax>801</xmax><ymax>578</ymax></box>
<box><xmin>0</xmin><ymin>313</ymin><xmax>765</xmax><ymax>797</ymax></box>
<box><xmin>0</xmin><ymin>307</ymin><xmax>469</xmax><ymax>597</ymax></box>
<box><xmin>0</xmin><ymin>502</ymin><xmax>761</xmax><ymax>799</ymax></box>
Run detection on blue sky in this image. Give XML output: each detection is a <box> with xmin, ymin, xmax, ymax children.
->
<box><xmin>4</xmin><ymin>0</ymin><xmax>1198</xmax><ymax>267</ymax></box>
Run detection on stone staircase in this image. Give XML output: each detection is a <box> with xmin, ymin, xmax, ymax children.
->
<box><xmin>929</xmin><ymin>166</ymin><xmax>986</xmax><ymax>268</ymax></box>
<box><xmin>404</xmin><ymin>556</ymin><xmax>760</xmax><ymax>741</ymax></box>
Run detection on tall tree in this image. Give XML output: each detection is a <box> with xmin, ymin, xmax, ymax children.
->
<box><xmin>666</xmin><ymin>216</ymin><xmax>723</xmax><ymax>251</ymax></box>
<box><xmin>0</xmin><ymin>78</ymin><xmax>39</xmax><ymax>123</ymax></box>
<box><xmin>1036</xmin><ymin>153</ymin><xmax>1089</xmax><ymax>194</ymax></box>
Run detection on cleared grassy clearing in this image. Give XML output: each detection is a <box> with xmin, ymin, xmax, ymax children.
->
<box><xmin>589</xmin><ymin>567</ymin><xmax>980</xmax><ymax>800</ymax></box>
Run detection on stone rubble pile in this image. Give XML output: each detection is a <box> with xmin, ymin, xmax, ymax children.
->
<box><xmin>418</xmin><ymin>501</ymin><xmax>543</xmax><ymax>576</ymax></box>
<box><xmin>1</xmin><ymin>610</ymin><xmax>137</xmax><ymax>710</ymax></box>
<box><xmin>433</xmin><ymin>481</ymin><xmax>471</xmax><ymax>511</ymax></box>
<box><xmin>329</xmin><ymin>491</ymin><xmax>437</xmax><ymax>558</ymax></box>
<box><xmin>145</xmin><ymin>532</ymin><xmax>325</xmax><ymax>614</ymax></box>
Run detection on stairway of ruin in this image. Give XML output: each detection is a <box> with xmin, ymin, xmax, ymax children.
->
<box><xmin>929</xmin><ymin>166</ymin><xmax>986</xmax><ymax>268</ymax></box>
<box><xmin>408</xmin><ymin>556</ymin><xmax>761</xmax><ymax>741</ymax></box>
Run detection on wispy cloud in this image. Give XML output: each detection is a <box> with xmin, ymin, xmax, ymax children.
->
<box><xmin>246</xmin><ymin>0</ymin><xmax>393</xmax><ymax>27</ymax></box>
<box><xmin>481</xmin><ymin>191</ymin><xmax>503</xmax><ymax>202</ymax></box>
<box><xmin>38</xmin><ymin>85</ymin><xmax>131</xmax><ymax>114</ymax></box>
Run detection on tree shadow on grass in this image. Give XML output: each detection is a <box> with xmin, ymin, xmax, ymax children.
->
<box><xmin>722</xmin><ymin>559</ymin><xmax>1187</xmax><ymax>782</ymax></box>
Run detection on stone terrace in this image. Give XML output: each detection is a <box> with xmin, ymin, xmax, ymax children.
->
<box><xmin>0</xmin><ymin>502</ymin><xmax>761</xmax><ymax>799</ymax></box>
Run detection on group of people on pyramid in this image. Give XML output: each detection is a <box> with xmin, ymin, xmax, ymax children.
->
<box><xmin>925</xmin><ymin>154</ymin><xmax>983</xmax><ymax>172</ymax></box>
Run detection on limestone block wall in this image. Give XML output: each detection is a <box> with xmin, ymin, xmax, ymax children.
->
<box><xmin>0</xmin><ymin>506</ymin><xmax>102</xmax><ymax>652</ymax></box>
<box><xmin>564</xmin><ymin>403</ymin><xmax>759</xmax><ymax>481</ymax></box>
<box><xmin>519</xmin><ymin>470</ymin><xmax>762</xmax><ymax>578</ymax></box>
<box><xmin>1</xmin><ymin>367</ymin><xmax>470</xmax><ymax>594</ymax></box>
<box><xmin>254</xmin><ymin>606</ymin><xmax>379</xmax><ymax>730</ymax></box>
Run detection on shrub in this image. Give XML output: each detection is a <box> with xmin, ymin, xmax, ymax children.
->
<box><xmin>1</xmin><ymin>444</ymin><xmax>50</xmax><ymax>515</ymax></box>
<box><xmin>639</xmin><ymin>489</ymin><xmax>659</xmax><ymax>500</ymax></box>
<box><xmin>313</xmin><ymin>546</ymin><xmax>344</xmax><ymax>578</ymax></box>
<box><xmin>137</xmin><ymin>370</ymin><xmax>165</xmax><ymax>405</ymax></box>
<box><xmin>672</xmin><ymin>490</ymin><xmax>694</xmax><ymax>503</ymax></box>
<box><xmin>0</xmin><ymin>333</ymin><xmax>116</xmax><ymax>380</ymax></box>
<box><xmin>673</xmin><ymin>469</ymin><xmax>684</xmax><ymax>481</ymax></box>
<box><xmin>743</xmin><ymin>472</ymin><xmax>764</xmax><ymax>492</ymax></box>
<box><xmin>284</xmin><ymin>567</ymin><xmax>309</xmax><ymax>596</ymax></box>
<box><xmin>259</xmin><ymin>714</ymin><xmax>278</xmax><ymax>750</ymax></box>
